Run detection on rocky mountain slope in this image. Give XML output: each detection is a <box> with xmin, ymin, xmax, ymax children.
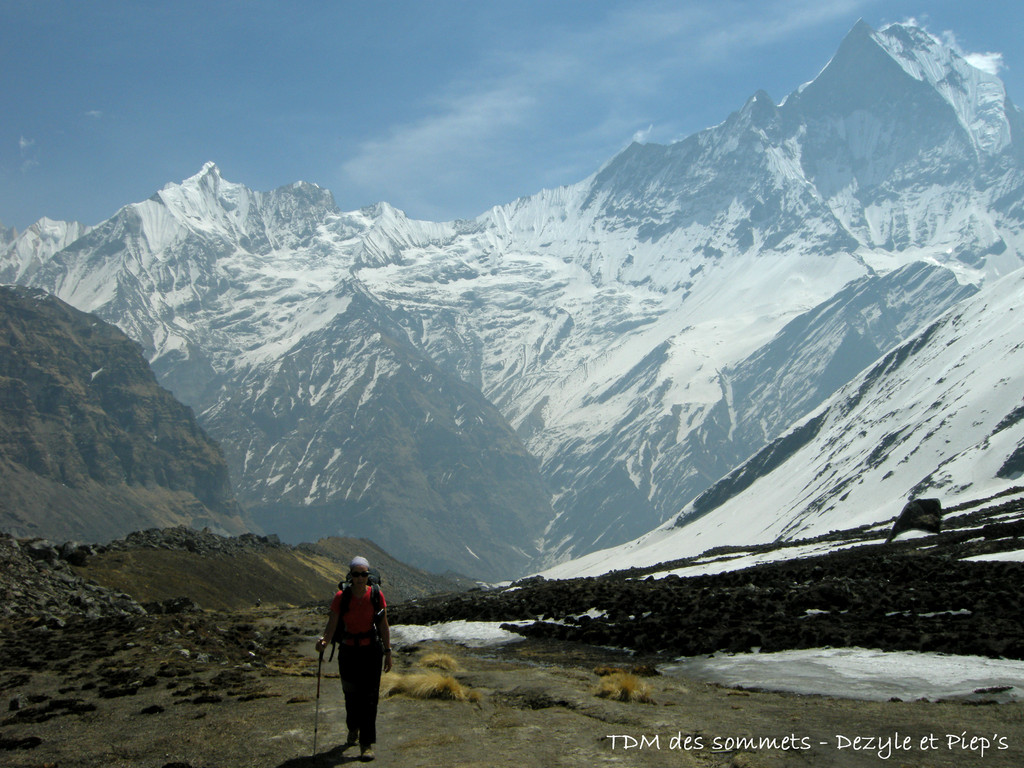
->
<box><xmin>0</xmin><ymin>526</ymin><xmax>468</xmax><ymax>623</ymax></box>
<box><xmin>0</xmin><ymin>286</ymin><xmax>249</xmax><ymax>541</ymax></box>
<box><xmin>3</xmin><ymin>20</ymin><xmax>1023</xmax><ymax>578</ymax></box>
<box><xmin>403</xmin><ymin>488</ymin><xmax>1024</xmax><ymax>662</ymax></box>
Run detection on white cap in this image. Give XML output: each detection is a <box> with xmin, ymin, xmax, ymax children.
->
<box><xmin>350</xmin><ymin>556</ymin><xmax>370</xmax><ymax>570</ymax></box>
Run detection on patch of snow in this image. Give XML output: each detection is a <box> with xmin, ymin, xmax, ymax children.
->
<box><xmin>962</xmin><ymin>550</ymin><xmax>1024</xmax><ymax>563</ymax></box>
<box><xmin>391</xmin><ymin>621</ymin><xmax>1024</xmax><ymax>704</ymax></box>
<box><xmin>664</xmin><ymin>647</ymin><xmax>1024</xmax><ymax>702</ymax></box>
<box><xmin>391</xmin><ymin>620</ymin><xmax>528</xmax><ymax>648</ymax></box>
<box><xmin>652</xmin><ymin>540</ymin><xmax>879</xmax><ymax>579</ymax></box>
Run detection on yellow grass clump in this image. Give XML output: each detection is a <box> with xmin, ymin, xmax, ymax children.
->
<box><xmin>594</xmin><ymin>672</ymin><xmax>654</xmax><ymax>704</ymax></box>
<box><xmin>419</xmin><ymin>652</ymin><xmax>460</xmax><ymax>671</ymax></box>
<box><xmin>382</xmin><ymin>672</ymin><xmax>480</xmax><ymax>702</ymax></box>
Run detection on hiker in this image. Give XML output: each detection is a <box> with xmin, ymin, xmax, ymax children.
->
<box><xmin>315</xmin><ymin>556</ymin><xmax>392</xmax><ymax>762</ymax></box>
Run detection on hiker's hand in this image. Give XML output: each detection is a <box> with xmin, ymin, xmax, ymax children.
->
<box><xmin>383</xmin><ymin>651</ymin><xmax>393</xmax><ymax>673</ymax></box>
<box><xmin>315</xmin><ymin>636</ymin><xmax>327</xmax><ymax>653</ymax></box>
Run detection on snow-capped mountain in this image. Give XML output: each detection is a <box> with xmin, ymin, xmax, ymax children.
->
<box><xmin>351</xmin><ymin>19</ymin><xmax>1023</xmax><ymax>561</ymax></box>
<box><xmin>0</xmin><ymin>166</ymin><xmax>552</xmax><ymax>580</ymax></box>
<box><xmin>3</xmin><ymin>20</ymin><xmax>1023</xmax><ymax>579</ymax></box>
<box><xmin>544</xmin><ymin>261</ymin><xmax>1024</xmax><ymax>579</ymax></box>
<box><xmin>0</xmin><ymin>217</ymin><xmax>91</xmax><ymax>285</ymax></box>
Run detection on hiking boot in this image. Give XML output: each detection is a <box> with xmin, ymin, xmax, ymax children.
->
<box><xmin>345</xmin><ymin>730</ymin><xmax>359</xmax><ymax>746</ymax></box>
<box><xmin>360</xmin><ymin>745</ymin><xmax>375</xmax><ymax>761</ymax></box>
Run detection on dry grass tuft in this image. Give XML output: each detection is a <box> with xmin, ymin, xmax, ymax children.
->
<box><xmin>594</xmin><ymin>672</ymin><xmax>654</xmax><ymax>704</ymax></box>
<box><xmin>419</xmin><ymin>652</ymin><xmax>459</xmax><ymax>671</ymax></box>
<box><xmin>382</xmin><ymin>672</ymin><xmax>480</xmax><ymax>702</ymax></box>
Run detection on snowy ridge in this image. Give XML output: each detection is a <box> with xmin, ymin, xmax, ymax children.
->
<box><xmin>543</xmin><ymin>264</ymin><xmax>1024</xmax><ymax>579</ymax></box>
<box><xmin>871</xmin><ymin>22</ymin><xmax>1014</xmax><ymax>156</ymax></box>
<box><xmin>0</xmin><ymin>217</ymin><xmax>91</xmax><ymax>283</ymax></box>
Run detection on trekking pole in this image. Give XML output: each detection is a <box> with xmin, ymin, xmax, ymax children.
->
<box><xmin>313</xmin><ymin>649</ymin><xmax>323</xmax><ymax>756</ymax></box>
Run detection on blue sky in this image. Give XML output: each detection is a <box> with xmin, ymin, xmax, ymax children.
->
<box><xmin>2</xmin><ymin>0</ymin><xmax>1022</xmax><ymax>231</ymax></box>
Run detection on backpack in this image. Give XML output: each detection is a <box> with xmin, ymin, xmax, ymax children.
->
<box><xmin>327</xmin><ymin>572</ymin><xmax>385</xmax><ymax>660</ymax></box>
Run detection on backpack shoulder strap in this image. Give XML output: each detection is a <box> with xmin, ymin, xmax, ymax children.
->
<box><xmin>337</xmin><ymin>584</ymin><xmax>352</xmax><ymax>614</ymax></box>
<box><xmin>327</xmin><ymin>586</ymin><xmax>350</xmax><ymax>662</ymax></box>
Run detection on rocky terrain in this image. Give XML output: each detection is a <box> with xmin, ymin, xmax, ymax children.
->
<box><xmin>393</xmin><ymin>489</ymin><xmax>1024</xmax><ymax>661</ymax></box>
<box><xmin>0</xmin><ymin>533</ymin><xmax>146</xmax><ymax>627</ymax></box>
<box><xmin>2</xmin><ymin>491</ymin><xmax>1023</xmax><ymax>766</ymax></box>
<box><xmin>1</xmin><ymin>592</ymin><xmax>1021</xmax><ymax>767</ymax></box>
<box><xmin>0</xmin><ymin>525</ymin><xmax>471</xmax><ymax>619</ymax></box>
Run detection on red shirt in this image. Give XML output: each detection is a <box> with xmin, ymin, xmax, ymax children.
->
<box><xmin>330</xmin><ymin>585</ymin><xmax>386</xmax><ymax>645</ymax></box>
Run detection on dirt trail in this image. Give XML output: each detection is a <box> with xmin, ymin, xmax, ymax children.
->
<box><xmin>1</xmin><ymin>608</ymin><xmax>1021</xmax><ymax>768</ymax></box>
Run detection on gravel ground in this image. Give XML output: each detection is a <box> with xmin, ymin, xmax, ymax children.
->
<box><xmin>1</xmin><ymin>607</ymin><xmax>1022</xmax><ymax>768</ymax></box>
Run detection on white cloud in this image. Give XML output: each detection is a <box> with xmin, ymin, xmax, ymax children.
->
<box><xmin>963</xmin><ymin>51</ymin><xmax>1004</xmax><ymax>76</ymax></box>
<box><xmin>84</xmin><ymin>109</ymin><xmax>103</xmax><ymax>119</ymax></box>
<box><xmin>939</xmin><ymin>29</ymin><xmax>1005</xmax><ymax>75</ymax></box>
<box><xmin>667</xmin><ymin>0</ymin><xmax>868</xmax><ymax>61</ymax></box>
<box><xmin>632</xmin><ymin>125</ymin><xmax>654</xmax><ymax>143</ymax></box>
<box><xmin>338</xmin><ymin>0</ymin><xmax>877</xmax><ymax>218</ymax></box>
<box><xmin>341</xmin><ymin>85</ymin><xmax>536</xmax><ymax>217</ymax></box>
<box><xmin>18</xmin><ymin>136</ymin><xmax>38</xmax><ymax>172</ymax></box>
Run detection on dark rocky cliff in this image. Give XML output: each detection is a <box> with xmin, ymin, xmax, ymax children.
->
<box><xmin>0</xmin><ymin>286</ymin><xmax>250</xmax><ymax>541</ymax></box>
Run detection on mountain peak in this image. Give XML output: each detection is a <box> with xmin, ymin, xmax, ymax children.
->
<box><xmin>738</xmin><ymin>89</ymin><xmax>780</xmax><ymax>128</ymax></box>
<box><xmin>846</xmin><ymin>17</ymin><xmax>875</xmax><ymax>40</ymax></box>
<box><xmin>843</xmin><ymin>20</ymin><xmax>1015</xmax><ymax>157</ymax></box>
<box><xmin>0</xmin><ymin>217</ymin><xmax>90</xmax><ymax>284</ymax></box>
<box><xmin>197</xmin><ymin>160</ymin><xmax>221</xmax><ymax>179</ymax></box>
<box><xmin>187</xmin><ymin>161</ymin><xmax>227</xmax><ymax>191</ymax></box>
<box><xmin>161</xmin><ymin>162</ymin><xmax>228</xmax><ymax>196</ymax></box>
<box><xmin>790</xmin><ymin>18</ymin><xmax>1019</xmax><ymax>160</ymax></box>
<box><xmin>150</xmin><ymin>162</ymin><xmax>253</xmax><ymax>230</ymax></box>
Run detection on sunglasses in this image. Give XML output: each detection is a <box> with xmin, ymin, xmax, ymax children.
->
<box><xmin>349</xmin><ymin>571</ymin><xmax>370</xmax><ymax>579</ymax></box>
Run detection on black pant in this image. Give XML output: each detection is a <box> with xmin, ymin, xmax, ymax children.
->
<box><xmin>338</xmin><ymin>643</ymin><xmax>383</xmax><ymax>746</ymax></box>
